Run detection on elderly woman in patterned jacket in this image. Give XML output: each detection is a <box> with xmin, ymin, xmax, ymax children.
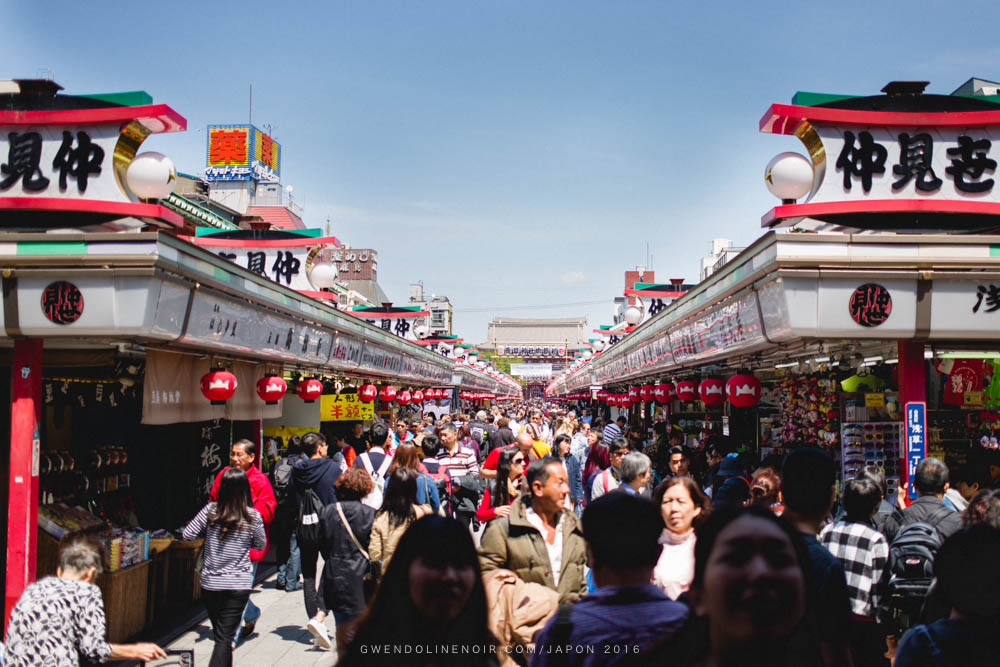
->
<box><xmin>3</xmin><ymin>537</ymin><xmax>166</xmax><ymax>666</ymax></box>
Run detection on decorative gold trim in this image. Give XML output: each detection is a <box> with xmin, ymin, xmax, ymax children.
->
<box><xmin>113</xmin><ymin>120</ymin><xmax>152</xmax><ymax>202</ymax></box>
<box><xmin>793</xmin><ymin>120</ymin><xmax>826</xmax><ymax>202</ymax></box>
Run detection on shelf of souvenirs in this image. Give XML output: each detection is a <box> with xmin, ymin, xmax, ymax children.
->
<box><xmin>38</xmin><ymin>446</ymin><xmax>132</xmax><ymax>506</ymax></box>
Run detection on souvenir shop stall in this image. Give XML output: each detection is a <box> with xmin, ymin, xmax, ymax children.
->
<box><xmin>549</xmin><ymin>83</ymin><xmax>1000</xmax><ymax>496</ymax></box>
<box><xmin>549</xmin><ymin>229</ymin><xmax>1000</xmax><ymax>497</ymax></box>
<box><xmin>0</xmin><ymin>83</ymin><xmax>519</xmax><ymax>636</ymax></box>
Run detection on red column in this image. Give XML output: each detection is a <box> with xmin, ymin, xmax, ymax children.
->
<box><xmin>897</xmin><ymin>341</ymin><xmax>927</xmax><ymax>503</ymax></box>
<box><xmin>5</xmin><ymin>339</ymin><xmax>42</xmax><ymax>628</ymax></box>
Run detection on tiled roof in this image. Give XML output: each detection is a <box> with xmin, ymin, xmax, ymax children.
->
<box><xmin>246</xmin><ymin>205</ymin><xmax>305</xmax><ymax>230</ymax></box>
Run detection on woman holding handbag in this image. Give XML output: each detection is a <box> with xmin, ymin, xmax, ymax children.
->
<box><xmin>182</xmin><ymin>468</ymin><xmax>265</xmax><ymax>667</ymax></box>
<box><xmin>317</xmin><ymin>467</ymin><xmax>376</xmax><ymax>652</ymax></box>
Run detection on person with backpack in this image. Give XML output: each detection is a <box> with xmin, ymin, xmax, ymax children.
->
<box><xmin>820</xmin><ymin>477</ymin><xmax>890</xmax><ymax>667</ymax></box>
<box><xmin>292</xmin><ymin>432</ymin><xmax>341</xmax><ymax>649</ymax></box>
<box><xmin>883</xmin><ymin>458</ymin><xmax>963</xmax><ymax>544</ymax></box>
<box><xmin>893</xmin><ymin>525</ymin><xmax>1000</xmax><ymax>666</ymax></box>
<box><xmin>353</xmin><ymin>421</ymin><xmax>394</xmax><ymax>510</ymax></box>
<box><xmin>271</xmin><ymin>436</ymin><xmax>305</xmax><ymax>592</ymax></box>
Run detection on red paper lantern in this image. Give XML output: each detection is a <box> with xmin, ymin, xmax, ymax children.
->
<box><xmin>620</xmin><ymin>395</ymin><xmax>634</xmax><ymax>408</ymax></box>
<box><xmin>597</xmin><ymin>390</ymin><xmax>610</xmax><ymax>402</ymax></box>
<box><xmin>676</xmin><ymin>380</ymin><xmax>697</xmax><ymax>402</ymax></box>
<box><xmin>255</xmin><ymin>375</ymin><xmax>287</xmax><ymax>404</ymax></box>
<box><xmin>358</xmin><ymin>384</ymin><xmax>378</xmax><ymax>403</ymax></box>
<box><xmin>607</xmin><ymin>394</ymin><xmax>618</xmax><ymax>406</ymax></box>
<box><xmin>698</xmin><ymin>378</ymin><xmax>725</xmax><ymax>406</ymax></box>
<box><xmin>201</xmin><ymin>369</ymin><xmax>238</xmax><ymax>405</ymax></box>
<box><xmin>628</xmin><ymin>386</ymin><xmax>641</xmax><ymax>402</ymax></box>
<box><xmin>396</xmin><ymin>390</ymin><xmax>412</xmax><ymax>405</ymax></box>
<box><xmin>379</xmin><ymin>385</ymin><xmax>397</xmax><ymax>403</ymax></box>
<box><xmin>726</xmin><ymin>374</ymin><xmax>762</xmax><ymax>408</ymax></box>
<box><xmin>411</xmin><ymin>389</ymin><xmax>424</xmax><ymax>403</ymax></box>
<box><xmin>296</xmin><ymin>378</ymin><xmax>324</xmax><ymax>403</ymax></box>
<box><xmin>654</xmin><ymin>383</ymin><xmax>676</xmax><ymax>403</ymax></box>
<box><xmin>640</xmin><ymin>384</ymin><xmax>655</xmax><ymax>402</ymax></box>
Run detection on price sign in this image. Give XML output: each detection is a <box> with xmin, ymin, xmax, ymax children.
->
<box><xmin>320</xmin><ymin>393</ymin><xmax>374</xmax><ymax>422</ymax></box>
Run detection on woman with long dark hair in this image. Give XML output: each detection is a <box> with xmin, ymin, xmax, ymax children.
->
<box><xmin>476</xmin><ymin>447</ymin><xmax>525</xmax><ymax>522</ymax></box>
<box><xmin>389</xmin><ymin>443</ymin><xmax>441</xmax><ymax>512</ymax></box>
<box><xmin>338</xmin><ymin>515</ymin><xmax>499</xmax><ymax>667</ymax></box>
<box><xmin>183</xmin><ymin>468</ymin><xmax>265</xmax><ymax>667</ymax></box>
<box><xmin>370</xmin><ymin>468</ymin><xmax>431</xmax><ymax>572</ymax></box>
<box><xmin>582</xmin><ymin>442</ymin><xmax>611</xmax><ymax>505</ymax></box>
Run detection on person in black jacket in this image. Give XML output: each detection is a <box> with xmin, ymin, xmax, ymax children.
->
<box><xmin>292</xmin><ymin>432</ymin><xmax>341</xmax><ymax>648</ymax></box>
<box><xmin>882</xmin><ymin>458</ymin><xmax>963</xmax><ymax>543</ymax></box>
<box><xmin>318</xmin><ymin>467</ymin><xmax>375</xmax><ymax>653</ymax></box>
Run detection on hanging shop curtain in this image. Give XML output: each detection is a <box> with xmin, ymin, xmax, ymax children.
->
<box><xmin>142</xmin><ymin>349</ymin><xmax>281</xmax><ymax>425</ymax></box>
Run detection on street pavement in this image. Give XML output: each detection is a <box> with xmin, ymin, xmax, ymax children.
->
<box><xmin>166</xmin><ymin>569</ymin><xmax>338</xmax><ymax>667</ymax></box>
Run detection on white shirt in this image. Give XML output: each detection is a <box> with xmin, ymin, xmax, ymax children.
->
<box><xmin>524</xmin><ymin>506</ymin><xmax>563</xmax><ymax>587</ymax></box>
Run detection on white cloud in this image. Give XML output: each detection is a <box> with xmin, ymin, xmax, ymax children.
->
<box><xmin>560</xmin><ymin>271</ymin><xmax>588</xmax><ymax>285</ymax></box>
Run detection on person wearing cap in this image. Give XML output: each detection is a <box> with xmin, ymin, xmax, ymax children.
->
<box><xmin>709</xmin><ymin>453</ymin><xmax>750</xmax><ymax>506</ymax></box>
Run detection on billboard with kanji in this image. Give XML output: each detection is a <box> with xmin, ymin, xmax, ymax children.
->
<box><xmin>205</xmin><ymin>124</ymin><xmax>281</xmax><ymax>182</ymax></box>
<box><xmin>320</xmin><ymin>393</ymin><xmax>374</xmax><ymax>422</ymax></box>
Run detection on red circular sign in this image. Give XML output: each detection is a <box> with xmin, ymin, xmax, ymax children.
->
<box><xmin>42</xmin><ymin>281</ymin><xmax>84</xmax><ymax>324</ymax></box>
<box><xmin>849</xmin><ymin>283</ymin><xmax>892</xmax><ymax>327</ymax></box>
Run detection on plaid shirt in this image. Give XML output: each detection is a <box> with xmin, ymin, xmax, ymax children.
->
<box><xmin>819</xmin><ymin>519</ymin><xmax>889</xmax><ymax>618</ymax></box>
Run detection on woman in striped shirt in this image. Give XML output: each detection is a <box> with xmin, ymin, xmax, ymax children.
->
<box><xmin>183</xmin><ymin>468</ymin><xmax>266</xmax><ymax>667</ymax></box>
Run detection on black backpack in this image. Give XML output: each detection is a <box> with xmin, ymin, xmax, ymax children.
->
<box><xmin>296</xmin><ymin>486</ymin><xmax>324</xmax><ymax>547</ymax></box>
<box><xmin>272</xmin><ymin>457</ymin><xmax>295</xmax><ymax>507</ymax></box>
<box><xmin>885</xmin><ymin>516</ymin><xmax>946</xmax><ymax>632</ymax></box>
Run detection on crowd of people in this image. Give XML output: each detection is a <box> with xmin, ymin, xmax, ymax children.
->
<box><xmin>4</xmin><ymin>401</ymin><xmax>999</xmax><ymax>666</ymax></box>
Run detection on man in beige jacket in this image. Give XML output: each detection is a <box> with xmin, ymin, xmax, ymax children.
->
<box><xmin>478</xmin><ymin>456</ymin><xmax>588</xmax><ymax>604</ymax></box>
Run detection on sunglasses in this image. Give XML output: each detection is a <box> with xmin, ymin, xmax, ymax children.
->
<box><xmin>512</xmin><ymin>457</ymin><xmax>525</xmax><ymax>464</ymax></box>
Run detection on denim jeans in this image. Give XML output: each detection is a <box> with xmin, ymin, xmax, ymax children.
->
<box><xmin>231</xmin><ymin>563</ymin><xmax>260</xmax><ymax>644</ymax></box>
<box><xmin>277</xmin><ymin>531</ymin><xmax>301</xmax><ymax>589</ymax></box>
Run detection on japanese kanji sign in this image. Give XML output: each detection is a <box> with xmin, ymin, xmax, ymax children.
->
<box><xmin>0</xmin><ymin>126</ymin><xmax>115</xmax><ymax>200</ymax></box>
<box><xmin>849</xmin><ymin>283</ymin><xmax>893</xmax><ymax>327</ymax></box>
<box><xmin>41</xmin><ymin>281</ymin><xmax>84</xmax><ymax>324</ymax></box>
<box><xmin>759</xmin><ymin>101</ymin><xmax>1000</xmax><ymax>229</ymax></box>
<box><xmin>205</xmin><ymin>125</ymin><xmax>281</xmax><ymax>182</ymax></box>
<box><xmin>906</xmin><ymin>402</ymin><xmax>926</xmax><ymax>501</ymax></box>
<box><xmin>320</xmin><ymin>392</ymin><xmax>374</xmax><ymax>422</ymax></box>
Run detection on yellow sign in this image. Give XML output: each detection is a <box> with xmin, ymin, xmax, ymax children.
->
<box><xmin>865</xmin><ymin>393</ymin><xmax>885</xmax><ymax>408</ymax></box>
<box><xmin>964</xmin><ymin>391</ymin><xmax>984</xmax><ymax>406</ymax></box>
<box><xmin>263</xmin><ymin>426</ymin><xmax>315</xmax><ymax>443</ymax></box>
<box><xmin>320</xmin><ymin>393</ymin><xmax>374</xmax><ymax>422</ymax></box>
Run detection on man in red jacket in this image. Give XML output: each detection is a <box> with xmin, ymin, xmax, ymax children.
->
<box><xmin>209</xmin><ymin>438</ymin><xmax>276</xmax><ymax>645</ymax></box>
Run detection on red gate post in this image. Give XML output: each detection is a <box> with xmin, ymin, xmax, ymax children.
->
<box><xmin>5</xmin><ymin>338</ymin><xmax>43</xmax><ymax>628</ymax></box>
<box><xmin>897</xmin><ymin>341</ymin><xmax>927</xmax><ymax>504</ymax></box>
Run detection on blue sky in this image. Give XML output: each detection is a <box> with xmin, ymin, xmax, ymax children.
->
<box><xmin>7</xmin><ymin>1</ymin><xmax>1000</xmax><ymax>342</ymax></box>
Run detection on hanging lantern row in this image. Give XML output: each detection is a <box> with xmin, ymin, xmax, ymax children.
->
<box><xmin>460</xmin><ymin>391</ymin><xmax>497</xmax><ymax>400</ymax></box>
<box><xmin>202</xmin><ymin>371</ymin><xmax>509</xmax><ymax>407</ymax></box>
<box><xmin>593</xmin><ymin>374</ymin><xmax>762</xmax><ymax>408</ymax></box>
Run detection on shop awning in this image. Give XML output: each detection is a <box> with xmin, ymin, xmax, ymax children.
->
<box><xmin>0</xmin><ymin>232</ymin><xmax>517</xmax><ymax>395</ymax></box>
<box><xmin>551</xmin><ymin>230</ymin><xmax>1000</xmax><ymax>393</ymax></box>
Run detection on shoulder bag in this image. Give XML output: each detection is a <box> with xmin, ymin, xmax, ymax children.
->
<box><xmin>335</xmin><ymin>502</ymin><xmax>380</xmax><ymax>601</ymax></box>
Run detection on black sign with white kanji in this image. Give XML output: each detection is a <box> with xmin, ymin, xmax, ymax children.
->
<box><xmin>41</xmin><ymin>281</ymin><xmax>84</xmax><ymax>325</ymax></box>
<box><xmin>848</xmin><ymin>283</ymin><xmax>892</xmax><ymax>328</ymax></box>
